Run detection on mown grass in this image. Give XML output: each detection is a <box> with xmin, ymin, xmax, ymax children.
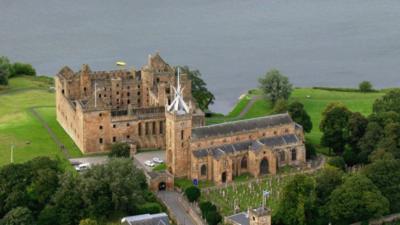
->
<box><xmin>0</xmin><ymin>76</ymin><xmax>81</xmax><ymax>166</ymax></box>
<box><xmin>206</xmin><ymin>88</ymin><xmax>384</xmax><ymax>154</ymax></box>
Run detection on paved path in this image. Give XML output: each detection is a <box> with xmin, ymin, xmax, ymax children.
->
<box><xmin>237</xmin><ymin>95</ymin><xmax>262</xmax><ymax>118</ymax></box>
<box><xmin>29</xmin><ymin>106</ymin><xmax>71</xmax><ymax>158</ymax></box>
<box><xmin>157</xmin><ymin>191</ymin><xmax>196</xmax><ymax>225</ymax></box>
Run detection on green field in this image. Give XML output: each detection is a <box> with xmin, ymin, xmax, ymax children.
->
<box><xmin>207</xmin><ymin>88</ymin><xmax>384</xmax><ymax>154</ymax></box>
<box><xmin>0</xmin><ymin>76</ymin><xmax>82</xmax><ymax>166</ymax></box>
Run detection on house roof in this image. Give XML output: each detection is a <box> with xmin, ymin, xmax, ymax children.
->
<box><xmin>226</xmin><ymin>212</ymin><xmax>250</xmax><ymax>225</ymax></box>
<box><xmin>191</xmin><ymin>113</ymin><xmax>293</xmax><ymax>140</ymax></box>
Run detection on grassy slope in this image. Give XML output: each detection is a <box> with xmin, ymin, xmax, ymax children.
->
<box><xmin>206</xmin><ymin>88</ymin><xmax>384</xmax><ymax>154</ymax></box>
<box><xmin>0</xmin><ymin>76</ymin><xmax>81</xmax><ymax>166</ymax></box>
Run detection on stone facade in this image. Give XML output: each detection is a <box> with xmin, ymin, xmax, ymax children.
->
<box><xmin>56</xmin><ymin>52</ymin><xmax>306</xmax><ymax>185</ymax></box>
<box><xmin>55</xmin><ymin>53</ymin><xmax>204</xmax><ymax>153</ymax></box>
<box><xmin>164</xmin><ymin>74</ymin><xmax>306</xmax><ymax>184</ymax></box>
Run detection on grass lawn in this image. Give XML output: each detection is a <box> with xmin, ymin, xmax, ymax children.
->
<box><xmin>0</xmin><ymin>76</ymin><xmax>81</xmax><ymax>166</ymax></box>
<box><xmin>206</xmin><ymin>88</ymin><xmax>384</xmax><ymax>154</ymax></box>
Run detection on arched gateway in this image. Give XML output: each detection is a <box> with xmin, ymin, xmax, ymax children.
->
<box><xmin>260</xmin><ymin>158</ymin><xmax>269</xmax><ymax>175</ymax></box>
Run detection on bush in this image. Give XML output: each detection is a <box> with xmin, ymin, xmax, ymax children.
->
<box><xmin>328</xmin><ymin>156</ymin><xmax>346</xmax><ymax>171</ymax></box>
<box><xmin>79</xmin><ymin>218</ymin><xmax>98</xmax><ymax>225</ymax></box>
<box><xmin>108</xmin><ymin>143</ymin><xmax>130</xmax><ymax>158</ymax></box>
<box><xmin>184</xmin><ymin>186</ymin><xmax>201</xmax><ymax>202</ymax></box>
<box><xmin>272</xmin><ymin>98</ymin><xmax>288</xmax><ymax>113</ymax></box>
<box><xmin>137</xmin><ymin>202</ymin><xmax>162</xmax><ymax>214</ymax></box>
<box><xmin>199</xmin><ymin>201</ymin><xmax>217</xmax><ymax>218</ymax></box>
<box><xmin>0</xmin><ymin>56</ymin><xmax>11</xmax><ymax>85</ymax></box>
<box><xmin>359</xmin><ymin>81</ymin><xmax>373</xmax><ymax>92</ymax></box>
<box><xmin>11</xmin><ymin>62</ymin><xmax>36</xmax><ymax>77</ymax></box>
<box><xmin>205</xmin><ymin>210</ymin><xmax>222</xmax><ymax>225</ymax></box>
<box><xmin>305</xmin><ymin>142</ymin><xmax>317</xmax><ymax>160</ymax></box>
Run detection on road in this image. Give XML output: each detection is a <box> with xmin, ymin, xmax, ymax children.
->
<box><xmin>157</xmin><ymin>191</ymin><xmax>196</xmax><ymax>225</ymax></box>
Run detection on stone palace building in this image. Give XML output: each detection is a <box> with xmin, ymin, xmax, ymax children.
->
<box><xmin>56</xmin><ymin>53</ymin><xmax>306</xmax><ymax>184</ymax></box>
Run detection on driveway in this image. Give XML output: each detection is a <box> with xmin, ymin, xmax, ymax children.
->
<box><xmin>157</xmin><ymin>191</ymin><xmax>196</xmax><ymax>225</ymax></box>
<box><xmin>69</xmin><ymin>156</ymin><xmax>108</xmax><ymax>166</ymax></box>
<box><xmin>134</xmin><ymin>150</ymin><xmax>165</xmax><ymax>172</ymax></box>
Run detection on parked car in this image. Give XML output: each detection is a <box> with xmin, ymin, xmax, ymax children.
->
<box><xmin>144</xmin><ymin>160</ymin><xmax>155</xmax><ymax>167</ymax></box>
<box><xmin>152</xmin><ymin>157</ymin><xmax>164</xmax><ymax>164</ymax></box>
<box><xmin>74</xmin><ymin>163</ymin><xmax>91</xmax><ymax>172</ymax></box>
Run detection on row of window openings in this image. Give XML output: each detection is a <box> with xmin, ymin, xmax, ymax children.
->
<box><xmin>99</xmin><ymin>136</ymin><xmax>130</xmax><ymax>144</ymax></box>
<box><xmin>98</xmin><ymin>92</ymin><xmax>140</xmax><ymax>98</ymax></box>
<box><xmin>138</xmin><ymin>122</ymin><xmax>164</xmax><ymax>136</ymax></box>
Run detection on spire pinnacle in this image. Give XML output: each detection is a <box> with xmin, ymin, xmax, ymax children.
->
<box><xmin>167</xmin><ymin>67</ymin><xmax>190</xmax><ymax>114</ymax></box>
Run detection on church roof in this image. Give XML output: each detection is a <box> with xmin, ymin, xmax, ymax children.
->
<box><xmin>191</xmin><ymin>113</ymin><xmax>293</xmax><ymax>140</ymax></box>
<box><xmin>192</xmin><ymin>134</ymin><xmax>299</xmax><ymax>159</ymax></box>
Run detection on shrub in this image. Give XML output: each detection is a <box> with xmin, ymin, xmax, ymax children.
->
<box><xmin>328</xmin><ymin>156</ymin><xmax>346</xmax><ymax>171</ymax></box>
<box><xmin>11</xmin><ymin>62</ymin><xmax>36</xmax><ymax>77</ymax></box>
<box><xmin>79</xmin><ymin>218</ymin><xmax>98</xmax><ymax>225</ymax></box>
<box><xmin>184</xmin><ymin>186</ymin><xmax>201</xmax><ymax>202</ymax></box>
<box><xmin>305</xmin><ymin>142</ymin><xmax>317</xmax><ymax>160</ymax></box>
<box><xmin>108</xmin><ymin>143</ymin><xmax>130</xmax><ymax>158</ymax></box>
<box><xmin>137</xmin><ymin>202</ymin><xmax>162</xmax><ymax>214</ymax></box>
<box><xmin>359</xmin><ymin>81</ymin><xmax>373</xmax><ymax>92</ymax></box>
<box><xmin>272</xmin><ymin>98</ymin><xmax>288</xmax><ymax>113</ymax></box>
<box><xmin>199</xmin><ymin>201</ymin><xmax>217</xmax><ymax>218</ymax></box>
<box><xmin>205</xmin><ymin>210</ymin><xmax>222</xmax><ymax>225</ymax></box>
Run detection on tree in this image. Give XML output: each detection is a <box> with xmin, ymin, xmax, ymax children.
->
<box><xmin>315</xmin><ymin>166</ymin><xmax>343</xmax><ymax>204</ymax></box>
<box><xmin>0</xmin><ymin>56</ymin><xmax>11</xmax><ymax>85</ymax></box>
<box><xmin>359</xmin><ymin>81</ymin><xmax>373</xmax><ymax>92</ymax></box>
<box><xmin>275</xmin><ymin>174</ymin><xmax>316</xmax><ymax>225</ymax></box>
<box><xmin>258</xmin><ymin>69</ymin><xmax>293</xmax><ymax>104</ymax></box>
<box><xmin>305</xmin><ymin>142</ymin><xmax>316</xmax><ymax>160</ymax></box>
<box><xmin>108</xmin><ymin>143</ymin><xmax>130</xmax><ymax>158</ymax></box>
<box><xmin>205</xmin><ymin>210</ymin><xmax>222</xmax><ymax>225</ymax></box>
<box><xmin>373</xmin><ymin>89</ymin><xmax>400</xmax><ymax>114</ymax></box>
<box><xmin>343</xmin><ymin>148</ymin><xmax>357</xmax><ymax>166</ymax></box>
<box><xmin>320</xmin><ymin>103</ymin><xmax>350</xmax><ymax>155</ymax></box>
<box><xmin>347</xmin><ymin>112</ymin><xmax>368</xmax><ymax>153</ymax></box>
<box><xmin>357</xmin><ymin>122</ymin><xmax>383</xmax><ymax>164</ymax></box>
<box><xmin>378</xmin><ymin>122</ymin><xmax>400</xmax><ymax>159</ymax></box>
<box><xmin>79</xmin><ymin>219</ymin><xmax>98</xmax><ymax>225</ymax></box>
<box><xmin>288</xmin><ymin>101</ymin><xmax>313</xmax><ymax>133</ymax></box>
<box><xmin>11</xmin><ymin>63</ymin><xmax>36</xmax><ymax>77</ymax></box>
<box><xmin>272</xmin><ymin>98</ymin><xmax>288</xmax><ymax>113</ymax></box>
<box><xmin>179</xmin><ymin>66</ymin><xmax>215</xmax><ymax>111</ymax></box>
<box><xmin>327</xmin><ymin>156</ymin><xmax>346</xmax><ymax>171</ymax></box>
<box><xmin>327</xmin><ymin>174</ymin><xmax>389</xmax><ymax>224</ymax></box>
<box><xmin>364</xmin><ymin>159</ymin><xmax>400</xmax><ymax>212</ymax></box>
<box><xmin>0</xmin><ymin>207</ymin><xmax>33</xmax><ymax>225</ymax></box>
<box><xmin>184</xmin><ymin>186</ymin><xmax>201</xmax><ymax>202</ymax></box>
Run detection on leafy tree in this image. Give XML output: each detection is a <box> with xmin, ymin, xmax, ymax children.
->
<box><xmin>343</xmin><ymin>148</ymin><xmax>357</xmax><ymax>166</ymax></box>
<box><xmin>320</xmin><ymin>103</ymin><xmax>350</xmax><ymax>155</ymax></box>
<box><xmin>79</xmin><ymin>219</ymin><xmax>98</xmax><ymax>225</ymax></box>
<box><xmin>184</xmin><ymin>186</ymin><xmax>201</xmax><ymax>202</ymax></box>
<box><xmin>108</xmin><ymin>143</ymin><xmax>130</xmax><ymax>158</ymax></box>
<box><xmin>199</xmin><ymin>201</ymin><xmax>216</xmax><ymax>218</ymax></box>
<box><xmin>0</xmin><ymin>56</ymin><xmax>11</xmax><ymax>85</ymax></box>
<box><xmin>315</xmin><ymin>166</ymin><xmax>343</xmax><ymax>204</ymax></box>
<box><xmin>327</xmin><ymin>156</ymin><xmax>346</xmax><ymax>171</ymax></box>
<box><xmin>258</xmin><ymin>69</ymin><xmax>293</xmax><ymax>104</ymax></box>
<box><xmin>357</xmin><ymin>122</ymin><xmax>383</xmax><ymax>164</ymax></box>
<box><xmin>272</xmin><ymin>98</ymin><xmax>288</xmax><ymax>113</ymax></box>
<box><xmin>288</xmin><ymin>101</ymin><xmax>313</xmax><ymax>133</ymax></box>
<box><xmin>373</xmin><ymin>89</ymin><xmax>400</xmax><ymax>114</ymax></box>
<box><xmin>37</xmin><ymin>206</ymin><xmax>58</xmax><ymax>225</ymax></box>
<box><xmin>347</xmin><ymin>112</ymin><xmax>368</xmax><ymax>153</ymax></box>
<box><xmin>359</xmin><ymin>81</ymin><xmax>373</xmax><ymax>92</ymax></box>
<box><xmin>11</xmin><ymin>63</ymin><xmax>36</xmax><ymax>77</ymax></box>
<box><xmin>326</xmin><ymin>174</ymin><xmax>389</xmax><ymax>225</ymax></box>
<box><xmin>275</xmin><ymin>174</ymin><xmax>316</xmax><ymax>225</ymax></box>
<box><xmin>205</xmin><ymin>210</ymin><xmax>222</xmax><ymax>225</ymax></box>
<box><xmin>51</xmin><ymin>173</ymin><xmax>84</xmax><ymax>225</ymax></box>
<box><xmin>305</xmin><ymin>142</ymin><xmax>316</xmax><ymax>160</ymax></box>
<box><xmin>378</xmin><ymin>122</ymin><xmax>400</xmax><ymax>158</ymax></box>
<box><xmin>0</xmin><ymin>207</ymin><xmax>33</xmax><ymax>225</ymax></box>
<box><xmin>363</xmin><ymin>159</ymin><xmax>400</xmax><ymax>212</ymax></box>
<box><xmin>179</xmin><ymin>66</ymin><xmax>215</xmax><ymax>111</ymax></box>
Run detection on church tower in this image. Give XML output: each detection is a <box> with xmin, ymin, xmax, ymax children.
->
<box><xmin>165</xmin><ymin>67</ymin><xmax>192</xmax><ymax>178</ymax></box>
